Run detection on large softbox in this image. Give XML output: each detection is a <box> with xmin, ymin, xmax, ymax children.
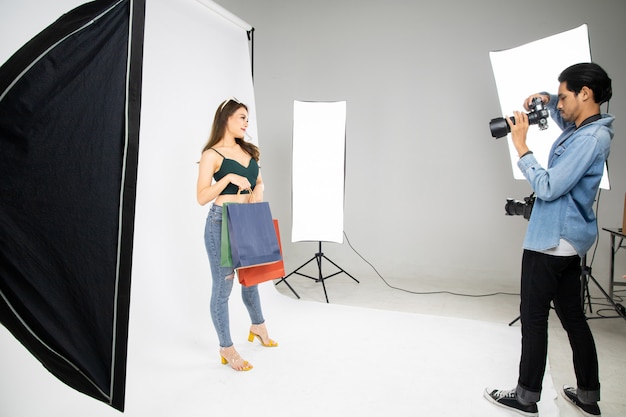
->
<box><xmin>0</xmin><ymin>0</ymin><xmax>144</xmax><ymax>411</ymax></box>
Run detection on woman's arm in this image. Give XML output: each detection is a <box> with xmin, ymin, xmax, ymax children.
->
<box><xmin>252</xmin><ymin>171</ymin><xmax>264</xmax><ymax>202</ymax></box>
<box><xmin>197</xmin><ymin>149</ymin><xmax>254</xmax><ymax>205</ymax></box>
<box><xmin>195</xmin><ymin>150</ymin><xmax>226</xmax><ymax>205</ymax></box>
<box><xmin>197</xmin><ymin>150</ymin><xmax>222</xmax><ymax>205</ymax></box>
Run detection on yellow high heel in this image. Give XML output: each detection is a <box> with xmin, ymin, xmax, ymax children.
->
<box><xmin>219</xmin><ymin>346</ymin><xmax>253</xmax><ymax>371</ymax></box>
<box><xmin>248</xmin><ymin>323</ymin><xmax>278</xmax><ymax>347</ymax></box>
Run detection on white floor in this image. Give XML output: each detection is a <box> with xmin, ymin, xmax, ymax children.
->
<box><xmin>1</xmin><ymin>264</ymin><xmax>624</xmax><ymax>416</ymax></box>
<box><xmin>274</xmin><ymin>263</ymin><xmax>626</xmax><ymax>417</ymax></box>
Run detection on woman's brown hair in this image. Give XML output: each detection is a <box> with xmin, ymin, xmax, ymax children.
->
<box><xmin>201</xmin><ymin>98</ymin><xmax>260</xmax><ymax>161</ymax></box>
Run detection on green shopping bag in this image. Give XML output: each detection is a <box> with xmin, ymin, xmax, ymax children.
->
<box><xmin>220</xmin><ymin>203</ymin><xmax>236</xmax><ymax>267</ymax></box>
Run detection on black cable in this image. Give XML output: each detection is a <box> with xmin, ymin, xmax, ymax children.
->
<box><xmin>342</xmin><ymin>231</ymin><xmax>519</xmax><ymax>298</ymax></box>
<box><xmin>341</xmin><ymin>188</ymin><xmax>615</xmax><ymax>304</ymax></box>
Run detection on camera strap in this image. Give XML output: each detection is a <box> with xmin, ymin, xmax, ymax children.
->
<box><xmin>576</xmin><ymin>114</ymin><xmax>601</xmax><ymax>130</ymax></box>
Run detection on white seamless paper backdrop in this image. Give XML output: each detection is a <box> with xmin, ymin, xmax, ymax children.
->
<box><xmin>489</xmin><ymin>24</ymin><xmax>610</xmax><ymax>189</ymax></box>
<box><xmin>291</xmin><ymin>101</ymin><xmax>346</xmax><ymax>243</ymax></box>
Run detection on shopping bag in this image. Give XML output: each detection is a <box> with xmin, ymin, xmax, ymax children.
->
<box><xmin>238</xmin><ymin>219</ymin><xmax>285</xmax><ymax>286</ymax></box>
<box><xmin>220</xmin><ymin>202</ymin><xmax>235</xmax><ymax>267</ymax></box>
<box><xmin>226</xmin><ymin>201</ymin><xmax>282</xmax><ymax>268</ymax></box>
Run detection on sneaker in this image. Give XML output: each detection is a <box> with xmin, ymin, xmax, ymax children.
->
<box><xmin>484</xmin><ymin>387</ymin><xmax>538</xmax><ymax>416</ymax></box>
<box><xmin>561</xmin><ymin>385</ymin><xmax>601</xmax><ymax>416</ymax></box>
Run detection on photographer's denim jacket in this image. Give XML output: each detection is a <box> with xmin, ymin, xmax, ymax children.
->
<box><xmin>517</xmin><ymin>94</ymin><xmax>614</xmax><ymax>256</ymax></box>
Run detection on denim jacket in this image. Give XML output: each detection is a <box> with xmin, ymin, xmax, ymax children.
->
<box><xmin>517</xmin><ymin>94</ymin><xmax>614</xmax><ymax>256</ymax></box>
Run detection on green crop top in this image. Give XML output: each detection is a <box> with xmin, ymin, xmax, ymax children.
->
<box><xmin>211</xmin><ymin>148</ymin><xmax>259</xmax><ymax>195</ymax></box>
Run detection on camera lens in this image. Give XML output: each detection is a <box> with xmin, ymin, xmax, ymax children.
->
<box><xmin>489</xmin><ymin>117</ymin><xmax>511</xmax><ymax>139</ymax></box>
<box><xmin>505</xmin><ymin>199</ymin><xmax>524</xmax><ymax>216</ymax></box>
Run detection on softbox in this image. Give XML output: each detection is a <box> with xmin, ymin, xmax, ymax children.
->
<box><xmin>0</xmin><ymin>0</ymin><xmax>144</xmax><ymax>411</ymax></box>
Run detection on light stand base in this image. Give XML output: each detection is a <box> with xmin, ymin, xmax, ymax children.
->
<box><xmin>275</xmin><ymin>241</ymin><xmax>359</xmax><ymax>303</ymax></box>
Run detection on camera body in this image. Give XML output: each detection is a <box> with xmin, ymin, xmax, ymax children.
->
<box><xmin>489</xmin><ymin>97</ymin><xmax>550</xmax><ymax>139</ymax></box>
<box><xmin>505</xmin><ymin>193</ymin><xmax>535</xmax><ymax>220</ymax></box>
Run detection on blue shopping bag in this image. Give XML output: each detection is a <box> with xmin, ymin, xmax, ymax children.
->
<box><xmin>226</xmin><ymin>202</ymin><xmax>282</xmax><ymax>269</ymax></box>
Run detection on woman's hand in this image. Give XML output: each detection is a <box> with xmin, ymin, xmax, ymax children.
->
<box><xmin>228</xmin><ymin>173</ymin><xmax>251</xmax><ymax>191</ymax></box>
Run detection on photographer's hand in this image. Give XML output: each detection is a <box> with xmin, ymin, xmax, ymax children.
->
<box><xmin>507</xmin><ymin>111</ymin><xmax>530</xmax><ymax>158</ymax></box>
<box><xmin>523</xmin><ymin>93</ymin><xmax>550</xmax><ymax>111</ymax></box>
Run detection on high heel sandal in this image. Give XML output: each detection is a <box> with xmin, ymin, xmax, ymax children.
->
<box><xmin>219</xmin><ymin>346</ymin><xmax>253</xmax><ymax>371</ymax></box>
<box><xmin>248</xmin><ymin>323</ymin><xmax>278</xmax><ymax>347</ymax></box>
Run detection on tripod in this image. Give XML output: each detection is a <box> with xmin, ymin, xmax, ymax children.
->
<box><xmin>275</xmin><ymin>241</ymin><xmax>359</xmax><ymax>303</ymax></box>
<box><xmin>580</xmin><ymin>254</ymin><xmax>626</xmax><ymax>320</ymax></box>
<box><xmin>508</xmin><ymin>253</ymin><xmax>626</xmax><ymax>326</ymax></box>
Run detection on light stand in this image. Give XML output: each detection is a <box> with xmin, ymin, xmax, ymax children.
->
<box><xmin>275</xmin><ymin>241</ymin><xmax>359</xmax><ymax>303</ymax></box>
<box><xmin>284</xmin><ymin>100</ymin><xmax>356</xmax><ymax>303</ymax></box>
<box><xmin>580</xmin><ymin>254</ymin><xmax>626</xmax><ymax>321</ymax></box>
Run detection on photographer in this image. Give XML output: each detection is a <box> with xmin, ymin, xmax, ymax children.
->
<box><xmin>484</xmin><ymin>63</ymin><xmax>613</xmax><ymax>417</ymax></box>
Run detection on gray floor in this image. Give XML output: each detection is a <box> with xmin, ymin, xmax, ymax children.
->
<box><xmin>274</xmin><ymin>263</ymin><xmax>626</xmax><ymax>416</ymax></box>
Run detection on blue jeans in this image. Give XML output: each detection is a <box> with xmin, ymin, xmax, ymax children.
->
<box><xmin>205</xmin><ymin>204</ymin><xmax>265</xmax><ymax>348</ymax></box>
<box><xmin>516</xmin><ymin>250</ymin><xmax>600</xmax><ymax>404</ymax></box>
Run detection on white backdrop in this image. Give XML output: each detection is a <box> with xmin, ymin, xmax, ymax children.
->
<box><xmin>0</xmin><ymin>0</ymin><xmax>258</xmax><ymax>414</ymax></box>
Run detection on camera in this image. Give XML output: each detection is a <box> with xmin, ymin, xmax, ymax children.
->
<box><xmin>505</xmin><ymin>193</ymin><xmax>535</xmax><ymax>220</ymax></box>
<box><xmin>489</xmin><ymin>97</ymin><xmax>550</xmax><ymax>139</ymax></box>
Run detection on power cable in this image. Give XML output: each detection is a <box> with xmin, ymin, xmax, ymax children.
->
<box><xmin>342</xmin><ymin>231</ymin><xmax>519</xmax><ymax>298</ymax></box>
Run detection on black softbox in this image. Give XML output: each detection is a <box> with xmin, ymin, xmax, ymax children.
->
<box><xmin>0</xmin><ymin>0</ymin><xmax>144</xmax><ymax>411</ymax></box>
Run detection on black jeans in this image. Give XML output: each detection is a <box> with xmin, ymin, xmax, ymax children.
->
<box><xmin>516</xmin><ymin>250</ymin><xmax>600</xmax><ymax>404</ymax></box>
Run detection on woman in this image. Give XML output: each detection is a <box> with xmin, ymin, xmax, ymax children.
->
<box><xmin>197</xmin><ymin>97</ymin><xmax>277</xmax><ymax>371</ymax></box>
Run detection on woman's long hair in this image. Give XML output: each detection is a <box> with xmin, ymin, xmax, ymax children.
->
<box><xmin>201</xmin><ymin>98</ymin><xmax>260</xmax><ymax>161</ymax></box>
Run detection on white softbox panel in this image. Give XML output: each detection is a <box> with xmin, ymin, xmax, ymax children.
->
<box><xmin>291</xmin><ymin>101</ymin><xmax>346</xmax><ymax>243</ymax></box>
<box><xmin>489</xmin><ymin>24</ymin><xmax>610</xmax><ymax>189</ymax></box>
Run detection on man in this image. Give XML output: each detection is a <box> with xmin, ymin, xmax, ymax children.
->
<box><xmin>484</xmin><ymin>62</ymin><xmax>613</xmax><ymax>417</ymax></box>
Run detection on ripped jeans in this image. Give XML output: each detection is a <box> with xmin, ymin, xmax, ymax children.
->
<box><xmin>205</xmin><ymin>204</ymin><xmax>265</xmax><ymax>348</ymax></box>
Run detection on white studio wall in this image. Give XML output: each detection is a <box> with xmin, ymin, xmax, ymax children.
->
<box><xmin>211</xmin><ymin>0</ymin><xmax>626</xmax><ymax>292</ymax></box>
<box><xmin>0</xmin><ymin>0</ymin><xmax>259</xmax><ymax>414</ymax></box>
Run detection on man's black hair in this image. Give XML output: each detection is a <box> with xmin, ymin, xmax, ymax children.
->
<box><xmin>559</xmin><ymin>62</ymin><xmax>612</xmax><ymax>104</ymax></box>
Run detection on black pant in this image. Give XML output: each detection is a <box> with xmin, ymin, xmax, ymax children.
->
<box><xmin>516</xmin><ymin>250</ymin><xmax>600</xmax><ymax>404</ymax></box>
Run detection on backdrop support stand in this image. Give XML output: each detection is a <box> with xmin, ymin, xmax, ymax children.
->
<box><xmin>275</xmin><ymin>241</ymin><xmax>359</xmax><ymax>303</ymax></box>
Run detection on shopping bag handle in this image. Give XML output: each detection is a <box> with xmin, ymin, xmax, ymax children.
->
<box><xmin>237</xmin><ymin>188</ymin><xmax>256</xmax><ymax>203</ymax></box>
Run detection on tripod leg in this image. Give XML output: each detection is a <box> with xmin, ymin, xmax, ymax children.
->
<box><xmin>320</xmin><ymin>276</ymin><xmax>329</xmax><ymax>303</ymax></box>
<box><xmin>274</xmin><ymin>276</ymin><xmax>300</xmax><ymax>299</ymax></box>
<box><xmin>322</xmin><ymin>254</ymin><xmax>360</xmax><ymax>283</ymax></box>
<box><xmin>581</xmin><ymin>274</ymin><xmax>593</xmax><ymax>314</ymax></box>
<box><xmin>315</xmin><ymin>254</ymin><xmax>330</xmax><ymax>303</ymax></box>
<box><xmin>508</xmin><ymin>316</ymin><xmax>521</xmax><ymax>326</ymax></box>
<box><xmin>274</xmin><ymin>254</ymin><xmax>319</xmax><ymax>298</ymax></box>
<box><xmin>279</xmin><ymin>242</ymin><xmax>359</xmax><ymax>303</ymax></box>
<box><xmin>588</xmin><ymin>273</ymin><xmax>626</xmax><ymax>320</ymax></box>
